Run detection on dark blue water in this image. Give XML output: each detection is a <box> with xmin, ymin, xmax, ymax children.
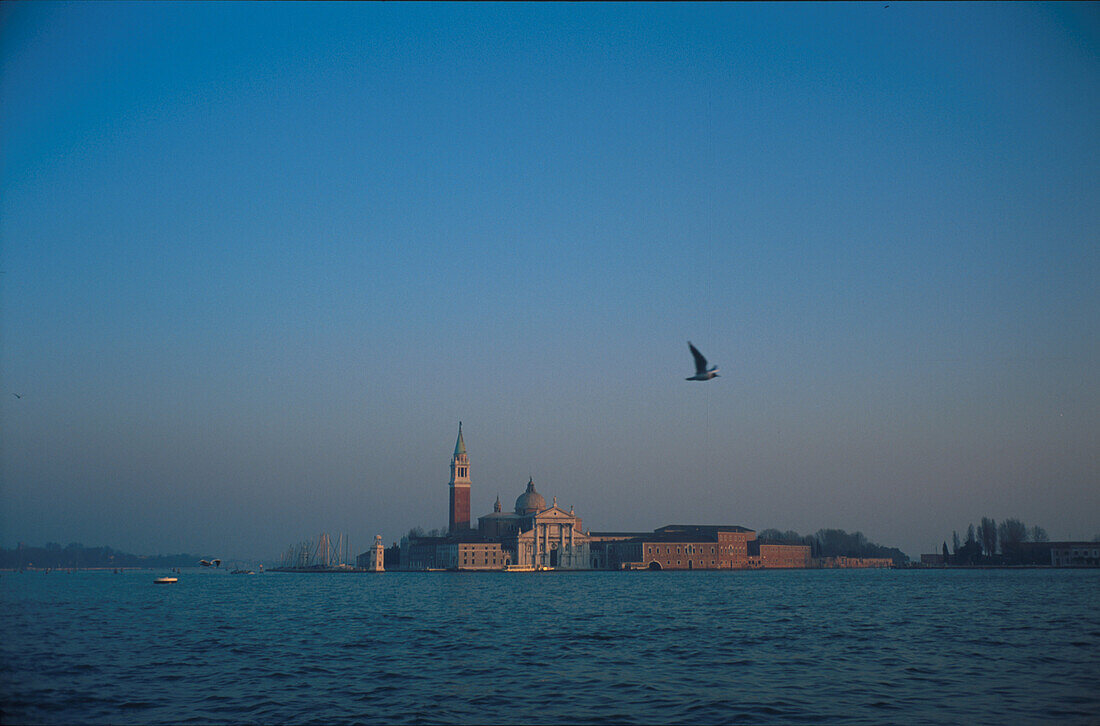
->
<box><xmin>2</xmin><ymin>568</ymin><xmax>1098</xmax><ymax>724</ymax></box>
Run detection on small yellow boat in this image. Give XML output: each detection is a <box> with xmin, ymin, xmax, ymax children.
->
<box><xmin>153</xmin><ymin>577</ymin><xmax>178</xmax><ymax>585</ymax></box>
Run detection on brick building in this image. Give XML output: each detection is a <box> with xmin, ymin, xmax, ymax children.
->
<box><xmin>599</xmin><ymin>525</ymin><xmax>756</xmax><ymax>570</ymax></box>
<box><xmin>439</xmin><ymin>540</ymin><xmax>510</xmax><ymax>570</ymax></box>
<box><xmin>748</xmin><ymin>539</ymin><xmax>812</xmax><ymax>568</ymax></box>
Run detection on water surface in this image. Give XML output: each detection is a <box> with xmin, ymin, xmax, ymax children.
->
<box><xmin>2</xmin><ymin>568</ymin><xmax>1098</xmax><ymax>724</ymax></box>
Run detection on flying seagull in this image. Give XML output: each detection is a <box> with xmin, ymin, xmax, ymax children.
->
<box><xmin>686</xmin><ymin>342</ymin><xmax>719</xmax><ymax>381</ymax></box>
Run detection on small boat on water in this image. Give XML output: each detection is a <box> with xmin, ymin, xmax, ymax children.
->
<box><xmin>153</xmin><ymin>577</ymin><xmax>178</xmax><ymax>585</ymax></box>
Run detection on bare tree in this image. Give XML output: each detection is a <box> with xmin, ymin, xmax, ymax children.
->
<box><xmin>957</xmin><ymin>525</ymin><xmax>982</xmax><ymax>564</ymax></box>
<box><xmin>758</xmin><ymin>529</ymin><xmax>804</xmax><ymax>545</ymax></box>
<box><xmin>979</xmin><ymin>517</ymin><xmax>997</xmax><ymax>557</ymax></box>
<box><xmin>998</xmin><ymin>518</ymin><xmax>1029</xmax><ymax>557</ymax></box>
<box><xmin>1029</xmin><ymin>526</ymin><xmax>1049</xmax><ymax>542</ymax></box>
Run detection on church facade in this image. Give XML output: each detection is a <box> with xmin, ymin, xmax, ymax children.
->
<box><xmin>480</xmin><ymin>481</ymin><xmax>590</xmax><ymax>569</ymax></box>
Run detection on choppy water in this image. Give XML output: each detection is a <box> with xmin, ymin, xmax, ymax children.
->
<box><xmin>2</xmin><ymin>568</ymin><xmax>1098</xmax><ymax>724</ymax></box>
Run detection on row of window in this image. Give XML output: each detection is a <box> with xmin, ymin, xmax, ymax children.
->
<box><xmin>459</xmin><ymin>544</ymin><xmax>503</xmax><ymax>567</ymax></box>
<box><xmin>662</xmin><ymin>560</ymin><xmax>721</xmax><ymax>567</ymax></box>
<box><xmin>646</xmin><ymin>544</ymin><xmax>721</xmax><ymax>555</ymax></box>
<box><xmin>462</xmin><ymin>557</ymin><xmax>508</xmax><ymax>566</ymax></box>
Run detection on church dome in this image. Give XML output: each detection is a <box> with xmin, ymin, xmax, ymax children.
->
<box><xmin>515</xmin><ymin>478</ymin><xmax>546</xmax><ymax>515</ymax></box>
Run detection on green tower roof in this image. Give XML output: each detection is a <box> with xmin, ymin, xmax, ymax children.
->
<box><xmin>454</xmin><ymin>422</ymin><xmax>466</xmax><ymax>456</ymax></box>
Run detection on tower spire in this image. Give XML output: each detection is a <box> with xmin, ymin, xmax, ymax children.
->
<box><xmin>455</xmin><ymin>421</ymin><xmax>466</xmax><ymax>456</ymax></box>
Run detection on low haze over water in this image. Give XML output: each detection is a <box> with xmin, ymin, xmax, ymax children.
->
<box><xmin>3</xmin><ymin>569</ymin><xmax>1099</xmax><ymax>724</ymax></box>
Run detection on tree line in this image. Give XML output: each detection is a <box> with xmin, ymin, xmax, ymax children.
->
<box><xmin>756</xmin><ymin>528</ymin><xmax>909</xmax><ymax>565</ymax></box>
<box><xmin>405</xmin><ymin>527</ymin><xmax>446</xmax><ymax>539</ymax></box>
<box><xmin>0</xmin><ymin>542</ymin><xmax>206</xmax><ymax>570</ymax></box>
<box><xmin>940</xmin><ymin>518</ymin><xmax>1052</xmax><ymax>565</ymax></box>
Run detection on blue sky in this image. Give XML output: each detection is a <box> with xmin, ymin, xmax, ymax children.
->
<box><xmin>2</xmin><ymin>2</ymin><xmax>1098</xmax><ymax>559</ymax></box>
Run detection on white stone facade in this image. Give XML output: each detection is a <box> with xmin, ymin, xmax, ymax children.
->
<box><xmin>513</xmin><ymin>505</ymin><xmax>590</xmax><ymax>569</ymax></box>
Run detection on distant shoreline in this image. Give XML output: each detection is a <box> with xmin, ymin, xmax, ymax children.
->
<box><xmin>6</xmin><ymin>565</ymin><xmax>1097</xmax><ymax>574</ymax></box>
<box><xmin>906</xmin><ymin>564</ymin><xmax>1098</xmax><ymax>570</ymax></box>
<box><xmin>259</xmin><ymin>564</ymin><xmax>1099</xmax><ymax>573</ymax></box>
<box><xmin>0</xmin><ymin>567</ymin><xmax>153</xmax><ymax>572</ymax></box>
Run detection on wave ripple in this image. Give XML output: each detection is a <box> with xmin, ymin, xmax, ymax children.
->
<box><xmin>2</xmin><ymin>568</ymin><xmax>1099</xmax><ymax>724</ymax></box>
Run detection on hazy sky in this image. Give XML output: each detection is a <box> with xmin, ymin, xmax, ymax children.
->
<box><xmin>2</xmin><ymin>2</ymin><xmax>1098</xmax><ymax>560</ymax></box>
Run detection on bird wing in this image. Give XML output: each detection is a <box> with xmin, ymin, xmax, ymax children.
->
<box><xmin>688</xmin><ymin>342</ymin><xmax>707</xmax><ymax>374</ymax></box>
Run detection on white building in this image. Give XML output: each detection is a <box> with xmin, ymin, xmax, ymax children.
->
<box><xmin>478</xmin><ymin>479</ymin><xmax>590</xmax><ymax>569</ymax></box>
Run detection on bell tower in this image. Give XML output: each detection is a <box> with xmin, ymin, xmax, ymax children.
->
<box><xmin>448</xmin><ymin>422</ymin><xmax>471</xmax><ymax>534</ymax></box>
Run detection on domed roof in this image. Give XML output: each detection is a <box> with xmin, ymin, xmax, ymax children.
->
<box><xmin>515</xmin><ymin>478</ymin><xmax>546</xmax><ymax>515</ymax></box>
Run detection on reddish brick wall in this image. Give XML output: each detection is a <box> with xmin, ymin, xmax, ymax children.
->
<box><xmin>456</xmin><ymin>542</ymin><xmax>507</xmax><ymax>569</ymax></box>
<box><xmin>449</xmin><ymin>485</ymin><xmax>470</xmax><ymax>533</ymax></box>
<box><xmin>758</xmin><ymin>543</ymin><xmax>811</xmax><ymax>568</ymax></box>
<box><xmin>636</xmin><ymin>532</ymin><xmax>754</xmax><ymax>570</ymax></box>
<box><xmin>719</xmin><ymin>531</ymin><xmax>752</xmax><ymax>568</ymax></box>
